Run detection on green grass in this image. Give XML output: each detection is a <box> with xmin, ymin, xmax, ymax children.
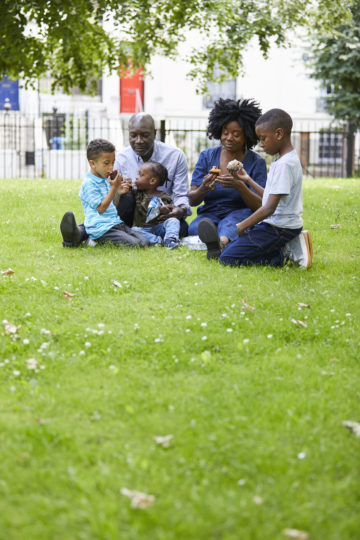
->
<box><xmin>0</xmin><ymin>177</ymin><xmax>359</xmax><ymax>540</ymax></box>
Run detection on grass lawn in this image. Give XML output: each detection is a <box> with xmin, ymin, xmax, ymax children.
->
<box><xmin>0</xmin><ymin>177</ymin><xmax>359</xmax><ymax>540</ymax></box>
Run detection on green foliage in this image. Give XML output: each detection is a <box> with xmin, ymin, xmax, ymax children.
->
<box><xmin>0</xmin><ymin>177</ymin><xmax>359</xmax><ymax>538</ymax></box>
<box><xmin>308</xmin><ymin>1</ymin><xmax>360</xmax><ymax>128</ymax></box>
<box><xmin>0</xmin><ymin>0</ymin><xmax>352</xmax><ymax>94</ymax></box>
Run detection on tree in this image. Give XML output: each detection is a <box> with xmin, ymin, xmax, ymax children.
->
<box><xmin>0</xmin><ymin>0</ymin><xmax>352</xmax><ymax>94</ymax></box>
<box><xmin>308</xmin><ymin>0</ymin><xmax>360</xmax><ymax>128</ymax></box>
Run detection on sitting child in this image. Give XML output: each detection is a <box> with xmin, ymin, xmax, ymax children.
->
<box><xmin>122</xmin><ymin>162</ymin><xmax>181</xmax><ymax>249</ymax></box>
<box><xmin>78</xmin><ymin>139</ymin><xmax>148</xmax><ymax>248</ymax></box>
<box><xmin>198</xmin><ymin>108</ymin><xmax>313</xmax><ymax>268</ymax></box>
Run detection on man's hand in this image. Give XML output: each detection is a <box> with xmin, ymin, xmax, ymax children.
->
<box><xmin>156</xmin><ymin>205</ymin><xmax>186</xmax><ymax>222</ymax></box>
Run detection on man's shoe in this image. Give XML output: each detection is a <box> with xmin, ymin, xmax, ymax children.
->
<box><xmin>60</xmin><ymin>212</ymin><xmax>83</xmax><ymax>247</ymax></box>
<box><xmin>164</xmin><ymin>237</ymin><xmax>180</xmax><ymax>249</ymax></box>
<box><xmin>198</xmin><ymin>218</ymin><xmax>221</xmax><ymax>259</ymax></box>
<box><xmin>284</xmin><ymin>230</ymin><xmax>313</xmax><ymax>269</ymax></box>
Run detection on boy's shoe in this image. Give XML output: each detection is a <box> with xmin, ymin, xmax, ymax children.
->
<box><xmin>284</xmin><ymin>230</ymin><xmax>313</xmax><ymax>269</ymax></box>
<box><xmin>198</xmin><ymin>218</ymin><xmax>221</xmax><ymax>259</ymax></box>
<box><xmin>60</xmin><ymin>212</ymin><xmax>83</xmax><ymax>247</ymax></box>
<box><xmin>85</xmin><ymin>238</ymin><xmax>97</xmax><ymax>248</ymax></box>
<box><xmin>164</xmin><ymin>237</ymin><xmax>180</xmax><ymax>249</ymax></box>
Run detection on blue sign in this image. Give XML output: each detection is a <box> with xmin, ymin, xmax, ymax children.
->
<box><xmin>0</xmin><ymin>76</ymin><xmax>19</xmax><ymax>111</ymax></box>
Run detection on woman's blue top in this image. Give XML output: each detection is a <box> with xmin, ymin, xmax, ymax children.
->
<box><xmin>191</xmin><ymin>146</ymin><xmax>267</xmax><ymax>217</ymax></box>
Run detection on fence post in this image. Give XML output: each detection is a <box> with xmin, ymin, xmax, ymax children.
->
<box><xmin>346</xmin><ymin>122</ymin><xmax>355</xmax><ymax>178</ymax></box>
<box><xmin>160</xmin><ymin>119</ymin><xmax>166</xmax><ymax>142</ymax></box>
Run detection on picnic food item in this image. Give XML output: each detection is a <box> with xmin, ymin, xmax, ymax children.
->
<box><xmin>209</xmin><ymin>166</ymin><xmax>221</xmax><ymax>175</ymax></box>
<box><xmin>146</xmin><ymin>196</ymin><xmax>164</xmax><ymax>223</ymax></box>
<box><xmin>108</xmin><ymin>170</ymin><xmax>118</xmax><ymax>180</ymax></box>
<box><xmin>227</xmin><ymin>159</ymin><xmax>243</xmax><ymax>172</ymax></box>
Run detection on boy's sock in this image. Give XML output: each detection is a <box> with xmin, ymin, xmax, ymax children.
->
<box><xmin>284</xmin><ymin>230</ymin><xmax>313</xmax><ymax>269</ymax></box>
<box><xmin>60</xmin><ymin>212</ymin><xmax>84</xmax><ymax>247</ymax></box>
<box><xmin>198</xmin><ymin>218</ymin><xmax>221</xmax><ymax>259</ymax></box>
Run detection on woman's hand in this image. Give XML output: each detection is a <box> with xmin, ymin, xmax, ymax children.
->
<box><xmin>217</xmin><ymin>173</ymin><xmax>242</xmax><ymax>189</ymax></box>
<box><xmin>201</xmin><ymin>173</ymin><xmax>217</xmax><ymax>191</ymax></box>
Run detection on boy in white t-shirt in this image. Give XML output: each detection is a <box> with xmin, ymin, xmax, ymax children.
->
<box><xmin>198</xmin><ymin>108</ymin><xmax>313</xmax><ymax>268</ymax></box>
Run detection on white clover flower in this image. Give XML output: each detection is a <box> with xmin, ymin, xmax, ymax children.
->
<box><xmin>26</xmin><ymin>358</ymin><xmax>38</xmax><ymax>370</ymax></box>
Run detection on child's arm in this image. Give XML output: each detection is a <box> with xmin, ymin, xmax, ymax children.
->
<box><xmin>96</xmin><ymin>173</ymin><xmax>123</xmax><ymax>214</ymax></box>
<box><xmin>236</xmin><ymin>194</ymin><xmax>281</xmax><ymax>236</ymax></box>
<box><xmin>113</xmin><ymin>180</ymin><xmax>132</xmax><ymax>207</ymax></box>
<box><xmin>230</xmin><ymin>168</ymin><xmax>265</xmax><ymax>196</ymax></box>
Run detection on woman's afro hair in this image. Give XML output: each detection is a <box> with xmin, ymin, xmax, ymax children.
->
<box><xmin>207</xmin><ymin>98</ymin><xmax>262</xmax><ymax>149</ymax></box>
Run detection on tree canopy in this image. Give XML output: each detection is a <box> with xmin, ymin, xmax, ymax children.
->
<box><xmin>308</xmin><ymin>0</ymin><xmax>360</xmax><ymax>128</ymax></box>
<box><xmin>0</xmin><ymin>0</ymin><xmax>353</xmax><ymax>94</ymax></box>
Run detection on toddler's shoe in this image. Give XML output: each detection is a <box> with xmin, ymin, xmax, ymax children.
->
<box><xmin>198</xmin><ymin>218</ymin><xmax>221</xmax><ymax>259</ymax></box>
<box><xmin>164</xmin><ymin>237</ymin><xmax>180</xmax><ymax>249</ymax></box>
<box><xmin>60</xmin><ymin>212</ymin><xmax>83</xmax><ymax>247</ymax></box>
<box><xmin>284</xmin><ymin>230</ymin><xmax>313</xmax><ymax>269</ymax></box>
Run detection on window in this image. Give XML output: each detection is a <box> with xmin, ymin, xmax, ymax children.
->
<box><xmin>318</xmin><ymin>131</ymin><xmax>343</xmax><ymax>162</ymax></box>
<box><xmin>203</xmin><ymin>66</ymin><xmax>236</xmax><ymax>109</ymax></box>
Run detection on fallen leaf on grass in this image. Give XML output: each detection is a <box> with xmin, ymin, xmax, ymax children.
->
<box><xmin>297</xmin><ymin>303</ymin><xmax>310</xmax><ymax>309</ymax></box>
<box><xmin>283</xmin><ymin>529</ymin><xmax>309</xmax><ymax>539</ymax></box>
<box><xmin>1</xmin><ymin>268</ymin><xmax>14</xmax><ymax>275</ymax></box>
<box><xmin>154</xmin><ymin>434</ymin><xmax>173</xmax><ymax>448</ymax></box>
<box><xmin>35</xmin><ymin>417</ymin><xmax>52</xmax><ymax>424</ymax></box>
<box><xmin>330</xmin><ymin>224</ymin><xmax>340</xmax><ymax>229</ymax></box>
<box><xmin>121</xmin><ymin>488</ymin><xmax>155</xmax><ymax>509</ymax></box>
<box><xmin>242</xmin><ymin>298</ymin><xmax>255</xmax><ymax>311</ymax></box>
<box><xmin>342</xmin><ymin>421</ymin><xmax>360</xmax><ymax>438</ymax></box>
<box><xmin>2</xmin><ymin>320</ymin><xmax>21</xmax><ymax>334</ymax></box>
<box><xmin>111</xmin><ymin>280</ymin><xmax>122</xmax><ymax>288</ymax></box>
<box><xmin>291</xmin><ymin>319</ymin><xmax>308</xmax><ymax>328</ymax></box>
<box><xmin>62</xmin><ymin>290</ymin><xmax>75</xmax><ymax>300</ymax></box>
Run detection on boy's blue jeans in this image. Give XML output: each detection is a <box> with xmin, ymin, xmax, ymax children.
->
<box><xmin>132</xmin><ymin>217</ymin><xmax>180</xmax><ymax>245</ymax></box>
<box><xmin>220</xmin><ymin>222</ymin><xmax>302</xmax><ymax>267</ymax></box>
<box><xmin>189</xmin><ymin>208</ymin><xmax>252</xmax><ymax>242</ymax></box>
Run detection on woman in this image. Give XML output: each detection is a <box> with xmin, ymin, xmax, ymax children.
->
<box><xmin>188</xmin><ymin>98</ymin><xmax>267</xmax><ymax>248</ymax></box>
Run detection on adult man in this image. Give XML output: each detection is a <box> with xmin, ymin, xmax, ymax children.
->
<box><xmin>60</xmin><ymin>113</ymin><xmax>190</xmax><ymax>246</ymax></box>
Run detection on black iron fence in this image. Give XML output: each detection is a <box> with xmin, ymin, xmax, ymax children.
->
<box><xmin>0</xmin><ymin>112</ymin><xmax>359</xmax><ymax>179</ymax></box>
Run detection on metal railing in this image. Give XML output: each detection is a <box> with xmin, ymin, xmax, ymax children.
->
<box><xmin>0</xmin><ymin>112</ymin><xmax>359</xmax><ymax>179</ymax></box>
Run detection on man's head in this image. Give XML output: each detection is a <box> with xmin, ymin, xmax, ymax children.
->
<box><xmin>128</xmin><ymin>113</ymin><xmax>156</xmax><ymax>160</ymax></box>
<box><xmin>87</xmin><ymin>139</ymin><xmax>115</xmax><ymax>178</ymax></box>
<box><xmin>255</xmin><ymin>109</ymin><xmax>293</xmax><ymax>155</ymax></box>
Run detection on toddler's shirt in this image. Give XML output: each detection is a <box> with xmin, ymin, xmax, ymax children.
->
<box><xmin>133</xmin><ymin>190</ymin><xmax>173</xmax><ymax>227</ymax></box>
<box><xmin>263</xmin><ymin>150</ymin><xmax>303</xmax><ymax>229</ymax></box>
<box><xmin>79</xmin><ymin>172</ymin><xmax>121</xmax><ymax>239</ymax></box>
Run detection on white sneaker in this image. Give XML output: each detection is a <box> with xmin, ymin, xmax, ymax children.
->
<box><xmin>284</xmin><ymin>231</ymin><xmax>313</xmax><ymax>269</ymax></box>
<box><xmin>85</xmin><ymin>238</ymin><xmax>97</xmax><ymax>248</ymax></box>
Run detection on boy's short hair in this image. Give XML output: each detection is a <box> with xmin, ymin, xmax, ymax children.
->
<box><xmin>87</xmin><ymin>139</ymin><xmax>115</xmax><ymax>161</ymax></box>
<box><xmin>148</xmin><ymin>162</ymin><xmax>169</xmax><ymax>186</ymax></box>
<box><xmin>256</xmin><ymin>109</ymin><xmax>293</xmax><ymax>135</ymax></box>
